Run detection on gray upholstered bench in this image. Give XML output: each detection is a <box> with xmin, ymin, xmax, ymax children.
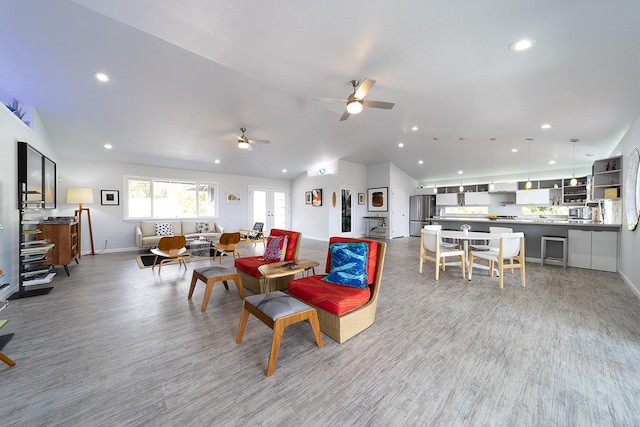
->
<box><xmin>236</xmin><ymin>291</ymin><xmax>323</xmax><ymax>377</ymax></box>
<box><xmin>188</xmin><ymin>266</ymin><xmax>245</xmax><ymax>312</ymax></box>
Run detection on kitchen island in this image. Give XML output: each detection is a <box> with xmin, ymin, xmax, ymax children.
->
<box><xmin>430</xmin><ymin>216</ymin><xmax>621</xmax><ymax>270</ymax></box>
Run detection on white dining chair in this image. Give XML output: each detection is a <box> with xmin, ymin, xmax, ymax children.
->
<box><xmin>423</xmin><ymin>224</ymin><xmax>460</xmax><ymax>250</ymax></box>
<box><xmin>468</xmin><ymin>232</ymin><xmax>525</xmax><ymax>289</ymax></box>
<box><xmin>469</xmin><ymin>226</ymin><xmax>514</xmax><ymax>273</ymax></box>
<box><xmin>419</xmin><ymin>228</ymin><xmax>466</xmax><ymax>280</ymax></box>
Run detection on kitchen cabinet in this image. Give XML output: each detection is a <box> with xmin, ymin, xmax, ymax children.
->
<box><xmin>516</xmin><ymin>189</ymin><xmax>550</xmax><ymax>205</ymax></box>
<box><xmin>568</xmin><ymin>229</ymin><xmax>617</xmax><ymax>272</ymax></box>
<box><xmin>592</xmin><ymin>155</ymin><xmax>622</xmax><ymax>200</ymax></box>
<box><xmin>436</xmin><ymin>193</ymin><xmax>459</xmax><ymax>206</ymax></box>
<box><xmin>464</xmin><ymin>192</ymin><xmax>491</xmax><ymax>205</ymax></box>
<box><xmin>488</xmin><ymin>182</ymin><xmax>518</xmax><ymax>193</ymax></box>
<box><xmin>562</xmin><ymin>176</ymin><xmax>589</xmax><ymax>204</ymax></box>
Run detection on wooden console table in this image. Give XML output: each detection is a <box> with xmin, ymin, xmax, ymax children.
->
<box><xmin>38</xmin><ymin>220</ymin><xmax>79</xmax><ymax>276</ymax></box>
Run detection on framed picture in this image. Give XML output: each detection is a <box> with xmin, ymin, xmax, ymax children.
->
<box><xmin>226</xmin><ymin>192</ymin><xmax>241</xmax><ymax>204</ymax></box>
<box><xmin>358</xmin><ymin>193</ymin><xmax>365</xmax><ymax>205</ymax></box>
<box><xmin>367</xmin><ymin>187</ymin><xmax>388</xmax><ymax>212</ymax></box>
<box><xmin>312</xmin><ymin>188</ymin><xmax>322</xmax><ymax>206</ymax></box>
<box><xmin>101</xmin><ymin>190</ymin><xmax>119</xmax><ymax>206</ymax></box>
<box><xmin>305</xmin><ymin>191</ymin><xmax>312</xmax><ymax>205</ymax></box>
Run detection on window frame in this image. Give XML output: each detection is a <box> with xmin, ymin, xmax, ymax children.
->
<box><xmin>123</xmin><ymin>175</ymin><xmax>218</xmax><ymax>220</ymax></box>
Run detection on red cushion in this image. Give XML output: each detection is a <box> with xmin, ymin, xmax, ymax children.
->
<box><xmin>325</xmin><ymin>237</ymin><xmax>378</xmax><ymax>285</ymax></box>
<box><xmin>235</xmin><ymin>256</ymin><xmax>278</xmax><ymax>278</ymax></box>
<box><xmin>288</xmin><ymin>275</ymin><xmax>371</xmax><ymax>315</ymax></box>
<box><xmin>270</xmin><ymin>229</ymin><xmax>299</xmax><ymax>261</ymax></box>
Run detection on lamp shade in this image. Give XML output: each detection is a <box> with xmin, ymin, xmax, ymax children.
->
<box><xmin>346</xmin><ymin>100</ymin><xmax>363</xmax><ymax>114</ymax></box>
<box><xmin>66</xmin><ymin>187</ymin><xmax>94</xmax><ymax>204</ymax></box>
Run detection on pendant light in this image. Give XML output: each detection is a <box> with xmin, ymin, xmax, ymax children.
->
<box><xmin>458</xmin><ymin>137</ymin><xmax>465</xmax><ymax>193</ymax></box>
<box><xmin>570</xmin><ymin>138</ymin><xmax>579</xmax><ymax>186</ymax></box>
<box><xmin>488</xmin><ymin>138</ymin><xmax>496</xmax><ymax>192</ymax></box>
<box><xmin>525</xmin><ymin>138</ymin><xmax>533</xmax><ymax>189</ymax></box>
<box><xmin>432</xmin><ymin>137</ymin><xmax>439</xmax><ymax>194</ymax></box>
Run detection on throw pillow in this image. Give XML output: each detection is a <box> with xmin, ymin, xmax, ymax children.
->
<box><xmin>155</xmin><ymin>222</ymin><xmax>173</xmax><ymax>236</ymax></box>
<box><xmin>322</xmin><ymin>242</ymin><xmax>369</xmax><ymax>289</ymax></box>
<box><xmin>263</xmin><ymin>235</ymin><xmax>288</xmax><ymax>261</ymax></box>
<box><xmin>196</xmin><ymin>222</ymin><xmax>210</xmax><ymax>233</ymax></box>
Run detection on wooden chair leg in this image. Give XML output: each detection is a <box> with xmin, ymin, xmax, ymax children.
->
<box><xmin>308</xmin><ymin>310</ymin><xmax>324</xmax><ymax>348</ymax></box>
<box><xmin>236</xmin><ymin>304</ymin><xmax>250</xmax><ymax>344</ymax></box>
<box><xmin>221</xmin><ymin>280</ymin><xmax>230</xmax><ymax>290</ymax></box>
<box><xmin>188</xmin><ymin>274</ymin><xmax>199</xmax><ymax>299</ymax></box>
<box><xmin>152</xmin><ymin>255</ymin><xmax>158</xmax><ymax>270</ymax></box>
<box><xmin>233</xmin><ymin>276</ymin><xmax>245</xmax><ymax>299</ymax></box>
<box><xmin>498</xmin><ymin>260</ymin><xmax>504</xmax><ymax>289</ymax></box>
<box><xmin>0</xmin><ymin>352</ymin><xmax>15</xmax><ymax>367</ymax></box>
<box><xmin>267</xmin><ymin>320</ymin><xmax>285</xmax><ymax>377</ymax></box>
<box><xmin>201</xmin><ymin>280</ymin><xmax>216</xmax><ymax>312</ymax></box>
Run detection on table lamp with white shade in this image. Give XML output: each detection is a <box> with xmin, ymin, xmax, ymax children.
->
<box><xmin>66</xmin><ymin>187</ymin><xmax>95</xmax><ymax>256</ymax></box>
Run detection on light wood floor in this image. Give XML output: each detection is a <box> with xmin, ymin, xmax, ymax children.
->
<box><xmin>1</xmin><ymin>237</ymin><xmax>640</xmax><ymax>426</ymax></box>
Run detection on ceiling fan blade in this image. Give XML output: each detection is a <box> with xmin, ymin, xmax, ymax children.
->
<box><xmin>354</xmin><ymin>77</ymin><xmax>376</xmax><ymax>99</ymax></box>
<box><xmin>314</xmin><ymin>97</ymin><xmax>349</xmax><ymax>103</ymax></box>
<box><xmin>362</xmin><ymin>100</ymin><xmax>395</xmax><ymax>110</ymax></box>
<box><xmin>339</xmin><ymin>110</ymin><xmax>351</xmax><ymax>121</ymax></box>
<box><xmin>249</xmin><ymin>139</ymin><xmax>270</xmax><ymax>144</ymax></box>
<box><xmin>246</xmin><ymin>144</ymin><xmax>254</xmax><ymax>151</ymax></box>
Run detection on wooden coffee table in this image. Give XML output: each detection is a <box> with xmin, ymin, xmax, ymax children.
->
<box><xmin>258</xmin><ymin>259</ymin><xmax>320</xmax><ymax>293</ymax></box>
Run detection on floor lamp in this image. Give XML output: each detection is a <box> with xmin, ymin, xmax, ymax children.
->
<box><xmin>66</xmin><ymin>187</ymin><xmax>95</xmax><ymax>257</ymax></box>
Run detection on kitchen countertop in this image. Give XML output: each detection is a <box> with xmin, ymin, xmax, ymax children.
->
<box><xmin>432</xmin><ymin>216</ymin><xmax>621</xmax><ymax>228</ymax></box>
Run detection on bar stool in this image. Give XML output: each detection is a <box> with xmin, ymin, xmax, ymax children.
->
<box><xmin>541</xmin><ymin>236</ymin><xmax>567</xmax><ymax>268</ymax></box>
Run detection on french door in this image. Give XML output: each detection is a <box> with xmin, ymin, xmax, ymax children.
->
<box><xmin>248</xmin><ymin>186</ymin><xmax>290</xmax><ymax>235</ymax></box>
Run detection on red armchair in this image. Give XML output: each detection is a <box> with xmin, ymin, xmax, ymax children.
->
<box><xmin>288</xmin><ymin>237</ymin><xmax>387</xmax><ymax>343</ymax></box>
<box><xmin>234</xmin><ymin>229</ymin><xmax>301</xmax><ymax>294</ymax></box>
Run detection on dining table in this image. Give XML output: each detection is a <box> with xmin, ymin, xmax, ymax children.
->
<box><xmin>439</xmin><ymin>230</ymin><xmax>502</xmax><ymax>280</ymax></box>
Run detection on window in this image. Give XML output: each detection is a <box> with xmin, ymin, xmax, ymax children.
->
<box><xmin>444</xmin><ymin>206</ymin><xmax>489</xmax><ymax>215</ymax></box>
<box><xmin>125</xmin><ymin>177</ymin><xmax>217</xmax><ymax>219</ymax></box>
<box><xmin>521</xmin><ymin>206</ymin><xmax>569</xmax><ymax>216</ymax></box>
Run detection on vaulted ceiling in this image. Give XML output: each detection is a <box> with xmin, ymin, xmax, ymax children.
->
<box><xmin>2</xmin><ymin>1</ymin><xmax>640</xmax><ymax>185</ymax></box>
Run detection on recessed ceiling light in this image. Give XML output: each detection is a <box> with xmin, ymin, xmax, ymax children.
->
<box><xmin>214</xmin><ymin>159</ymin><xmax>220</xmax><ymax>164</ymax></box>
<box><xmin>509</xmin><ymin>39</ymin><xmax>537</xmax><ymax>51</ymax></box>
<box><xmin>548</xmin><ymin>160</ymin><xmax>556</xmax><ymax>165</ymax></box>
<box><xmin>418</xmin><ymin>160</ymin><xmax>423</xmax><ymax>164</ymax></box>
<box><xmin>95</xmin><ymin>72</ymin><xmax>109</xmax><ymax>82</ymax></box>
<box><xmin>541</xmin><ymin>123</ymin><xmax>552</xmax><ymax>129</ymax></box>
<box><xmin>458</xmin><ymin>170</ymin><xmax>463</xmax><ymax>175</ymax></box>
<box><xmin>411</xmin><ymin>126</ymin><xmax>418</xmax><ymax>131</ymax></box>
<box><xmin>512</xmin><ymin>148</ymin><xmax>518</xmax><ymax>152</ymax></box>
<box><xmin>398</xmin><ymin>142</ymin><xmax>404</xmax><ymax>148</ymax></box>
<box><xmin>282</xmin><ymin>169</ymin><xmax>287</xmax><ymax>173</ymax></box>
<box><xmin>103</xmin><ymin>143</ymin><xmax>112</xmax><ymax>149</ymax></box>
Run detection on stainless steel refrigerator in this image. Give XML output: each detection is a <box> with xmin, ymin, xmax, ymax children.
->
<box><xmin>410</xmin><ymin>195</ymin><xmax>436</xmax><ymax>236</ymax></box>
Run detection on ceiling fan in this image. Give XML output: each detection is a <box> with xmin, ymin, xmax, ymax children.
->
<box><xmin>234</xmin><ymin>127</ymin><xmax>270</xmax><ymax>150</ymax></box>
<box><xmin>314</xmin><ymin>77</ymin><xmax>395</xmax><ymax>121</ymax></box>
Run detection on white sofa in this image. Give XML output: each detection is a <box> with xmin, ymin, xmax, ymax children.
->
<box><xmin>135</xmin><ymin>220</ymin><xmax>224</xmax><ymax>248</ymax></box>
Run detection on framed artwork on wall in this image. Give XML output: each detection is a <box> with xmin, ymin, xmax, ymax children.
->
<box><xmin>305</xmin><ymin>191</ymin><xmax>312</xmax><ymax>205</ymax></box>
<box><xmin>312</xmin><ymin>189</ymin><xmax>322</xmax><ymax>206</ymax></box>
<box><xmin>367</xmin><ymin>187</ymin><xmax>388</xmax><ymax>212</ymax></box>
<box><xmin>226</xmin><ymin>192</ymin><xmax>241</xmax><ymax>204</ymax></box>
<box><xmin>101</xmin><ymin>190</ymin><xmax>119</xmax><ymax>206</ymax></box>
<box><xmin>43</xmin><ymin>156</ymin><xmax>56</xmax><ymax>209</ymax></box>
<box><xmin>358</xmin><ymin>193</ymin><xmax>365</xmax><ymax>205</ymax></box>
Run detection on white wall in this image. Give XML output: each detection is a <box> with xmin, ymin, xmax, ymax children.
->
<box><xmin>616</xmin><ymin>115</ymin><xmax>640</xmax><ymax>297</ymax></box>
<box><xmin>0</xmin><ymin>107</ymin><xmax>58</xmax><ymax>299</ymax></box>
<box><xmin>56</xmin><ymin>159</ymin><xmax>291</xmax><ymax>252</ymax></box>
<box><xmin>291</xmin><ymin>160</ymin><xmax>368</xmax><ymax>240</ymax></box>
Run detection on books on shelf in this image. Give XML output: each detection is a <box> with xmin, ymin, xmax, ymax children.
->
<box><xmin>20</xmin><ymin>244</ymin><xmax>54</xmax><ymax>255</ymax></box>
<box><xmin>22</xmin><ymin>272</ymin><xmax>56</xmax><ymax>286</ymax></box>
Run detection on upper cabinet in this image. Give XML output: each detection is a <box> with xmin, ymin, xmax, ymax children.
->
<box><xmin>562</xmin><ymin>176</ymin><xmax>589</xmax><ymax>204</ymax></box>
<box><xmin>516</xmin><ymin>188</ymin><xmax>550</xmax><ymax>205</ymax></box>
<box><xmin>435</xmin><ymin>193</ymin><xmax>459</xmax><ymax>206</ymax></box>
<box><xmin>488</xmin><ymin>182</ymin><xmax>518</xmax><ymax>193</ymax></box>
<box><xmin>464</xmin><ymin>192</ymin><xmax>491</xmax><ymax>205</ymax></box>
<box><xmin>592</xmin><ymin>155</ymin><xmax>622</xmax><ymax>200</ymax></box>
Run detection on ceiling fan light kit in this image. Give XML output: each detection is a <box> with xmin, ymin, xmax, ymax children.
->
<box><xmin>346</xmin><ymin>100</ymin><xmax>363</xmax><ymax>114</ymax></box>
<box><xmin>314</xmin><ymin>77</ymin><xmax>394</xmax><ymax>121</ymax></box>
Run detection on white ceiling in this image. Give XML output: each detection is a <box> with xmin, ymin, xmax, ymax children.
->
<box><xmin>2</xmin><ymin>1</ymin><xmax>640</xmax><ymax>186</ymax></box>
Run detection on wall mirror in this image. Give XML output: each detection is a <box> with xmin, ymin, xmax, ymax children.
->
<box><xmin>625</xmin><ymin>147</ymin><xmax>640</xmax><ymax>231</ymax></box>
